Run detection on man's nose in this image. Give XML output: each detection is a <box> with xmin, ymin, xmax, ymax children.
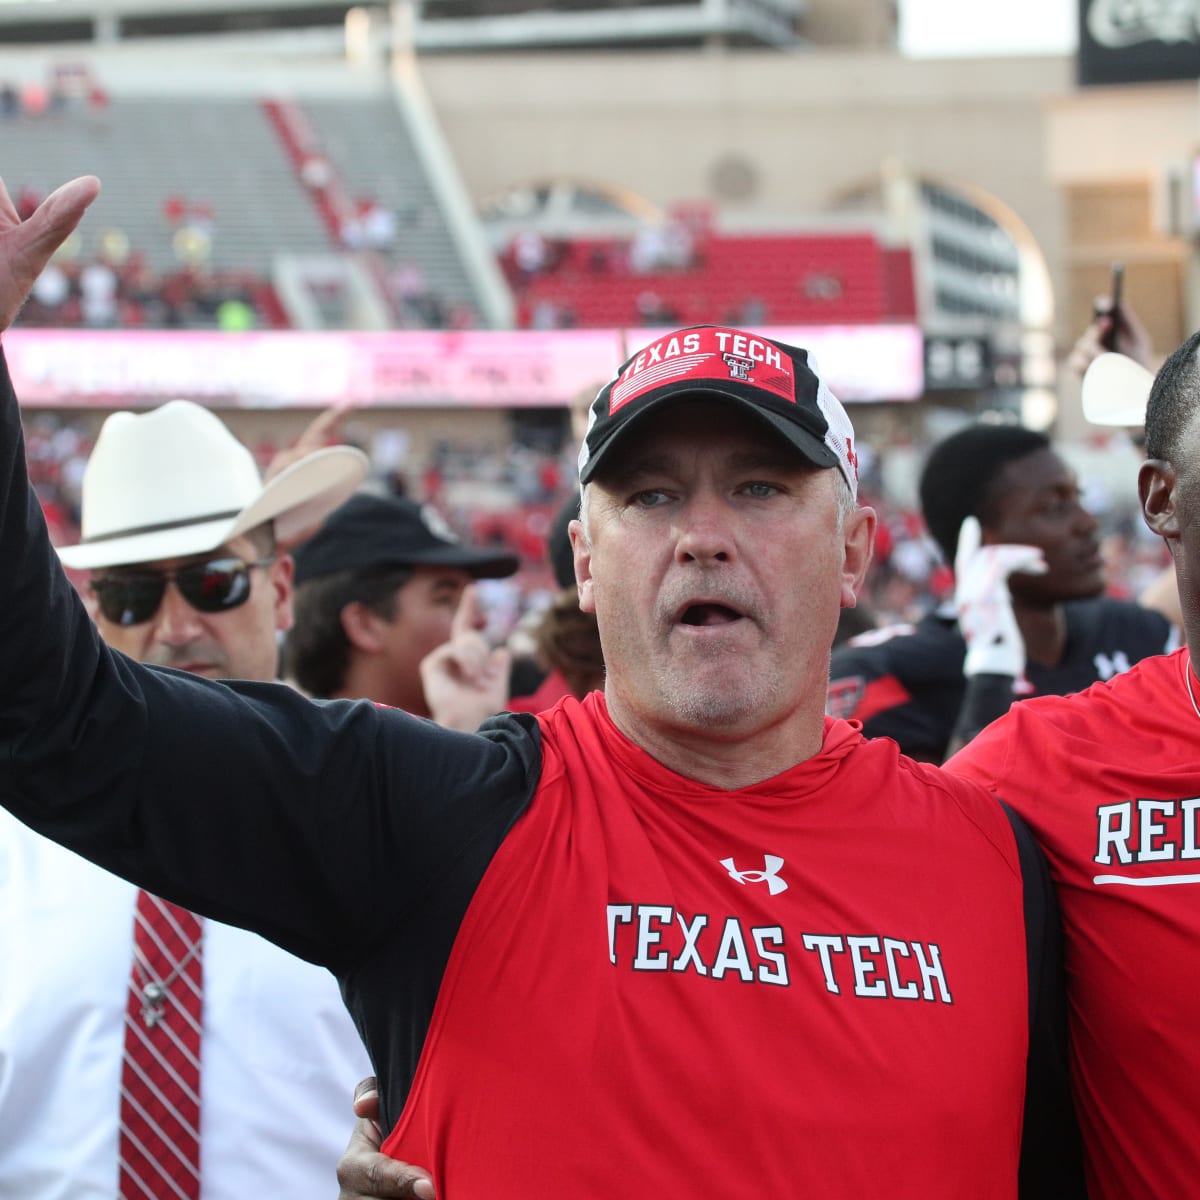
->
<box><xmin>1073</xmin><ymin>501</ymin><xmax>1100</xmax><ymax>536</ymax></box>
<box><xmin>152</xmin><ymin>580</ymin><xmax>206</xmax><ymax>643</ymax></box>
<box><xmin>674</xmin><ymin>494</ymin><xmax>735</xmax><ymax>565</ymax></box>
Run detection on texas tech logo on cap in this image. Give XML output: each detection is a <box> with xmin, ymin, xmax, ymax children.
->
<box><xmin>724</xmin><ymin>353</ymin><xmax>754</xmax><ymax>382</ymax></box>
<box><xmin>578</xmin><ymin>323</ymin><xmax>858</xmax><ymax>498</ymax></box>
<box><xmin>609</xmin><ymin>328</ymin><xmax>797</xmax><ymax>414</ymax></box>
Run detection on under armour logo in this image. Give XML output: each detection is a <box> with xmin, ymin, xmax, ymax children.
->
<box><xmin>1094</xmin><ymin>651</ymin><xmax>1132</xmax><ymax>680</ymax></box>
<box><xmin>723</xmin><ymin>353</ymin><xmax>754</xmax><ymax>382</ymax></box>
<box><xmin>720</xmin><ymin>855</ymin><xmax>788</xmax><ymax>895</ymax></box>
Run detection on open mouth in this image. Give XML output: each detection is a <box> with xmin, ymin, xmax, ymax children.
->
<box><xmin>678</xmin><ymin>602</ymin><xmax>744</xmax><ymax>627</ymax></box>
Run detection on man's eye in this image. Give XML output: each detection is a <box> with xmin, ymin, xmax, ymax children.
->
<box><xmin>742</xmin><ymin>482</ymin><xmax>780</xmax><ymax>498</ymax></box>
<box><xmin>632</xmin><ymin>489</ymin><xmax>671</xmax><ymax>507</ymax></box>
<box><xmin>1037</xmin><ymin>497</ymin><xmax>1074</xmax><ymax>517</ymax></box>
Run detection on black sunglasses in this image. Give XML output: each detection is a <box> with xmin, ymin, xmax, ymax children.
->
<box><xmin>90</xmin><ymin>556</ymin><xmax>274</xmax><ymax>627</ymax></box>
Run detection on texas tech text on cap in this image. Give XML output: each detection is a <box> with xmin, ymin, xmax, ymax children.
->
<box><xmin>576</xmin><ymin>325</ymin><xmax>858</xmax><ymax>498</ymax></box>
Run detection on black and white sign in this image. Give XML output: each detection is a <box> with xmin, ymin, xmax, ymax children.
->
<box><xmin>1079</xmin><ymin>0</ymin><xmax>1200</xmax><ymax>86</ymax></box>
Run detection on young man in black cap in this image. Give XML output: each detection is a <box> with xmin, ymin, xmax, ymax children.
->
<box><xmin>827</xmin><ymin>422</ymin><xmax>1175</xmax><ymax>762</ymax></box>
<box><xmin>284</xmin><ymin>493</ymin><xmax>518</xmax><ymax>715</ymax></box>
<box><xmin>1</xmin><ymin>178</ymin><xmax>1079</xmax><ymax>1199</ymax></box>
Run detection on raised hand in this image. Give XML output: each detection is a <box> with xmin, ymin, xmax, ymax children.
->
<box><xmin>954</xmin><ymin>515</ymin><xmax>1046</xmax><ymax>680</ymax></box>
<box><xmin>1067</xmin><ymin>293</ymin><xmax>1153</xmax><ymax>378</ymax></box>
<box><xmin>264</xmin><ymin>402</ymin><xmax>356</xmax><ymax>482</ymax></box>
<box><xmin>419</xmin><ymin>583</ymin><xmax>512</xmax><ymax>731</ymax></box>
<box><xmin>0</xmin><ymin>175</ymin><xmax>100</xmax><ymax>332</ymax></box>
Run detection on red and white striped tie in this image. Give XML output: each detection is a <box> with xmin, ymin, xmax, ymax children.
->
<box><xmin>117</xmin><ymin>890</ymin><xmax>204</xmax><ymax>1200</ymax></box>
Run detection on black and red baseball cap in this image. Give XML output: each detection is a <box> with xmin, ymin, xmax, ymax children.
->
<box><xmin>576</xmin><ymin>325</ymin><xmax>859</xmax><ymax>499</ymax></box>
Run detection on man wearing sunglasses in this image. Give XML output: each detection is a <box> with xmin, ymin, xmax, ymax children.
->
<box><xmin>1</xmin><ymin>366</ymin><xmax>380</xmax><ymax>1194</ymax></box>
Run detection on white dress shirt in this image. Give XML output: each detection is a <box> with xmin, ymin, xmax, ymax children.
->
<box><xmin>0</xmin><ymin>810</ymin><xmax>373</xmax><ymax>1198</ymax></box>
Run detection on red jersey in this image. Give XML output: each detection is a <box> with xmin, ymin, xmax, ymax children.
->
<box><xmin>946</xmin><ymin>648</ymin><xmax>1200</xmax><ymax>1200</ymax></box>
<box><xmin>382</xmin><ymin>694</ymin><xmax>1031</xmax><ymax>1197</ymax></box>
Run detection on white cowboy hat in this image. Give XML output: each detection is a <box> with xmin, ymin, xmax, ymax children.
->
<box><xmin>1081</xmin><ymin>352</ymin><xmax>1155</xmax><ymax>428</ymax></box>
<box><xmin>58</xmin><ymin>399</ymin><xmax>369</xmax><ymax>570</ymax></box>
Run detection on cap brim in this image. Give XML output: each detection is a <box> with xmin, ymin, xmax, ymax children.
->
<box><xmin>58</xmin><ymin>445</ymin><xmax>369</xmax><ymax>571</ymax></box>
<box><xmin>579</xmin><ymin>385</ymin><xmax>838</xmax><ymax>484</ymax></box>
<box><xmin>293</xmin><ymin>541</ymin><xmax>520</xmax><ymax>585</ymax></box>
<box><xmin>1081</xmin><ymin>353</ymin><xmax>1154</xmax><ymax>427</ymax></box>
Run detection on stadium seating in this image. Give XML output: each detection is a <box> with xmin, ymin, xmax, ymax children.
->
<box><xmin>501</xmin><ymin>230</ymin><xmax>917</xmax><ymax>329</ymax></box>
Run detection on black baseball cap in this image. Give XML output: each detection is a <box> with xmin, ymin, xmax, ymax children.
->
<box><xmin>577</xmin><ymin>324</ymin><xmax>858</xmax><ymax>498</ymax></box>
<box><xmin>292</xmin><ymin>493</ymin><xmax>519</xmax><ymax>584</ymax></box>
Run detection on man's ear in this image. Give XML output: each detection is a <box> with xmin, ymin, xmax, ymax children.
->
<box><xmin>1139</xmin><ymin>457</ymin><xmax>1180</xmax><ymax>542</ymax></box>
<box><xmin>271</xmin><ymin>555</ymin><xmax>295</xmax><ymax>635</ymax></box>
<box><xmin>840</xmin><ymin>505</ymin><xmax>876</xmax><ymax>609</ymax></box>
<box><xmin>570</xmin><ymin>518</ymin><xmax>596</xmax><ymax>614</ymax></box>
<box><xmin>340</xmin><ymin>601</ymin><xmax>387</xmax><ymax>653</ymax></box>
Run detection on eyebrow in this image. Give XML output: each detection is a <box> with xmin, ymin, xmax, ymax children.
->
<box><xmin>427</xmin><ymin>575</ymin><xmax>468</xmax><ymax>592</ymax></box>
<box><xmin>613</xmin><ymin>447</ymin><xmax>810</xmax><ymax>483</ymax></box>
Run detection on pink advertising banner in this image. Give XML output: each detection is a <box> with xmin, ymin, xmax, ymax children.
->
<box><xmin>5</xmin><ymin>325</ymin><xmax>923</xmax><ymax>409</ymax></box>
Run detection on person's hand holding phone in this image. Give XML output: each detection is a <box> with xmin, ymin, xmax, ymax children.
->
<box><xmin>1069</xmin><ymin>263</ymin><xmax>1152</xmax><ymax>376</ymax></box>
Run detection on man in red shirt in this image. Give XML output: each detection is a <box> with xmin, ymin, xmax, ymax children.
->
<box><xmin>935</xmin><ymin>337</ymin><xmax>1200</xmax><ymax>1200</ymax></box>
<box><xmin>2</xmin><ymin>178</ymin><xmax>1078</xmax><ymax>1199</ymax></box>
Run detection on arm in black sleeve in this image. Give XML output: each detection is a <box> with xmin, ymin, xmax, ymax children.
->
<box><xmin>1002</xmin><ymin>801</ymin><xmax>1089</xmax><ymax>1200</ymax></box>
<box><xmin>945</xmin><ymin>673</ymin><xmax>1016</xmax><ymax>761</ymax></box>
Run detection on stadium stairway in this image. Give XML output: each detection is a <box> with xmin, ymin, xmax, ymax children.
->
<box><xmin>300</xmin><ymin>94</ymin><xmax>479</xmax><ymax>319</ymax></box>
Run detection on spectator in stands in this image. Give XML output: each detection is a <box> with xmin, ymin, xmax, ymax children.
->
<box><xmin>79</xmin><ymin>257</ymin><xmax>118</xmax><ymax>327</ymax></box>
<box><xmin>85</xmin><ymin>81</ymin><xmax>110</xmax><ymax>128</ymax></box>
<box><xmin>390</xmin><ymin>260</ymin><xmax>437</xmax><ymax>328</ymax></box>
<box><xmin>29</xmin><ymin>259</ymin><xmax>70</xmax><ymax>318</ymax></box>
<box><xmin>512</xmin><ymin>230</ymin><xmax>551</xmax><ymax>283</ymax></box>
<box><xmin>217</xmin><ymin>295</ymin><xmax>256</xmax><ymax>331</ymax></box>
<box><xmin>661</xmin><ymin>217</ymin><xmax>696</xmax><ymax>270</ymax></box>
<box><xmin>19</xmin><ymin>82</ymin><xmax>49</xmax><ymax>118</ymax></box>
<box><xmin>629</xmin><ymin>224</ymin><xmax>668</xmax><ymax>274</ymax></box>
<box><xmin>361</xmin><ymin>199</ymin><xmax>398</xmax><ymax>253</ymax></box>
<box><xmin>635</xmin><ymin>289</ymin><xmax>678</xmax><ymax>325</ymax></box>
<box><xmin>284</xmin><ymin>493</ymin><xmax>518</xmax><ymax>715</ymax></box>
<box><xmin>826</xmin><ymin>422</ymin><xmax>1177</xmax><ymax>762</ymax></box>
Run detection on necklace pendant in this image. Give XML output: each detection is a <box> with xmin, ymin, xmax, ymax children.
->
<box><xmin>140</xmin><ymin>982</ymin><xmax>166</xmax><ymax>1027</ymax></box>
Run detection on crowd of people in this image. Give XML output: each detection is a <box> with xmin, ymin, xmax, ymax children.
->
<box><xmin>5</xmin><ymin>172</ymin><xmax>1200</xmax><ymax>1200</ymax></box>
<box><xmin>26</xmin><ymin>397</ymin><xmax>1168</xmax><ymax>650</ymax></box>
<box><xmin>9</xmin><ymin>181</ymin><xmax>282</xmax><ymax>331</ymax></box>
